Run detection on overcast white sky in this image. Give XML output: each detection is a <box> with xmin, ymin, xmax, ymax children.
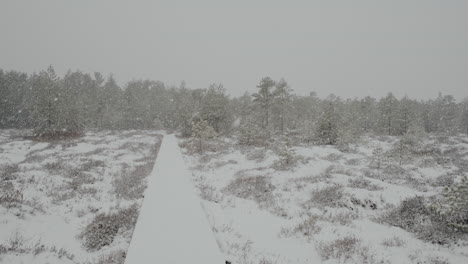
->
<box><xmin>1</xmin><ymin>0</ymin><xmax>467</xmax><ymax>99</ymax></box>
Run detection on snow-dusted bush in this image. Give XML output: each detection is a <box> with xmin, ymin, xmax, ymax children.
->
<box><xmin>349</xmin><ymin>195</ymin><xmax>378</xmax><ymax>210</ymax></box>
<box><xmin>273</xmin><ymin>145</ymin><xmax>302</xmax><ymax>170</ymax></box>
<box><xmin>0</xmin><ymin>232</ymin><xmax>76</xmax><ymax>260</ymax></box>
<box><xmin>348</xmin><ymin>177</ymin><xmax>383</xmax><ymax>191</ymax></box>
<box><xmin>191</xmin><ymin>119</ymin><xmax>217</xmax><ymax>152</ymax></box>
<box><xmin>306</xmin><ymin>185</ymin><xmax>344</xmax><ymax>209</ymax></box>
<box><xmin>113</xmin><ymin>163</ymin><xmax>154</xmax><ymax>199</ymax></box>
<box><xmin>79</xmin><ymin>205</ymin><xmax>139</xmax><ymax>251</ymax></box>
<box><xmin>223</xmin><ymin>175</ymin><xmax>275</xmax><ymax>206</ymax></box>
<box><xmin>317</xmin><ymin>236</ymin><xmax>377</xmax><ymax>263</ymax></box>
<box><xmin>322</xmin><ymin>210</ymin><xmax>360</xmax><ymax>226</ymax></box>
<box><xmin>96</xmin><ymin>250</ymin><xmax>127</xmax><ymax>264</ymax></box>
<box><xmin>0</xmin><ymin>163</ymin><xmax>19</xmax><ymax>181</ymax></box>
<box><xmin>291</xmin><ymin>215</ymin><xmax>322</xmax><ymax>237</ymax></box>
<box><xmin>245</xmin><ymin>148</ymin><xmax>266</xmax><ymax>161</ymax></box>
<box><xmin>66</xmin><ymin>170</ymin><xmax>96</xmax><ymax>191</ymax></box>
<box><xmin>0</xmin><ymin>189</ymin><xmax>23</xmax><ymax>209</ymax></box>
<box><xmin>382</xmin><ymin>196</ymin><xmax>464</xmax><ymax>244</ymax></box>
<box><xmin>381</xmin><ymin>236</ymin><xmax>406</xmax><ymax>247</ymax></box>
<box><xmin>432</xmin><ymin>173</ymin><xmax>455</xmax><ymax>187</ymax></box>
<box><xmin>345</xmin><ymin>158</ymin><xmax>361</xmax><ymax>166</ymax></box>
<box><xmin>80</xmin><ymin>159</ymin><xmax>105</xmax><ymax>172</ymax></box>
<box><xmin>197</xmin><ymin>180</ymin><xmax>222</xmax><ymax>203</ymax></box>
<box><xmin>435</xmin><ymin>176</ymin><xmax>468</xmax><ymax>231</ymax></box>
<box><xmin>45</xmin><ymin>160</ymin><xmax>66</xmax><ymax>173</ymax></box>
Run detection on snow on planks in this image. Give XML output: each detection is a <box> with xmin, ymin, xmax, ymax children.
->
<box><xmin>125</xmin><ymin>134</ymin><xmax>225</xmax><ymax>264</ymax></box>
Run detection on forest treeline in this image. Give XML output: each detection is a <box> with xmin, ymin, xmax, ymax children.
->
<box><xmin>0</xmin><ymin>66</ymin><xmax>467</xmax><ymax>143</ymax></box>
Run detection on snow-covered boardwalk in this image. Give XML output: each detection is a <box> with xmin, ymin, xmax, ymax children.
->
<box><xmin>125</xmin><ymin>135</ymin><xmax>225</xmax><ymax>264</ymax></box>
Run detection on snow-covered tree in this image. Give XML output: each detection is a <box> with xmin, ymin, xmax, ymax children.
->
<box><xmin>315</xmin><ymin>98</ymin><xmax>340</xmax><ymax>145</ymax></box>
<box><xmin>459</xmin><ymin>99</ymin><xmax>468</xmax><ymax>135</ymax></box>
<box><xmin>252</xmin><ymin>77</ymin><xmax>276</xmax><ymax>129</ymax></box>
<box><xmin>191</xmin><ymin>119</ymin><xmax>217</xmax><ymax>152</ymax></box>
<box><xmin>238</xmin><ymin>116</ymin><xmax>266</xmax><ymax>145</ymax></box>
<box><xmin>29</xmin><ymin>66</ymin><xmax>84</xmax><ymax>138</ymax></box>
<box><xmin>272</xmin><ymin>78</ymin><xmax>292</xmax><ymax>134</ymax></box>
<box><xmin>378</xmin><ymin>93</ymin><xmax>399</xmax><ymax>135</ymax></box>
<box><xmin>199</xmin><ymin>84</ymin><xmax>233</xmax><ymax>134</ymax></box>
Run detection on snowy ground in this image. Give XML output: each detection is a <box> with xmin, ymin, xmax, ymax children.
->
<box><xmin>180</xmin><ymin>134</ymin><xmax>468</xmax><ymax>264</ymax></box>
<box><xmin>0</xmin><ymin>129</ymin><xmax>162</xmax><ymax>264</ymax></box>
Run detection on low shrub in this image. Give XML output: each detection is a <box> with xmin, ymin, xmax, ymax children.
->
<box><xmin>322</xmin><ymin>210</ymin><xmax>360</xmax><ymax>225</ymax></box>
<box><xmin>432</xmin><ymin>173</ymin><xmax>455</xmax><ymax>187</ymax></box>
<box><xmin>345</xmin><ymin>158</ymin><xmax>361</xmax><ymax>166</ymax></box>
<box><xmin>96</xmin><ymin>250</ymin><xmax>127</xmax><ymax>264</ymax></box>
<box><xmin>45</xmin><ymin>160</ymin><xmax>66</xmax><ymax>173</ymax></box>
<box><xmin>306</xmin><ymin>185</ymin><xmax>344</xmax><ymax>209</ymax></box>
<box><xmin>114</xmin><ymin>163</ymin><xmax>154</xmax><ymax>199</ymax></box>
<box><xmin>348</xmin><ymin>177</ymin><xmax>383</xmax><ymax>191</ymax></box>
<box><xmin>0</xmin><ymin>163</ymin><xmax>19</xmax><ymax>181</ymax></box>
<box><xmin>292</xmin><ymin>215</ymin><xmax>322</xmax><ymax>237</ymax></box>
<box><xmin>223</xmin><ymin>175</ymin><xmax>275</xmax><ymax>206</ymax></box>
<box><xmin>245</xmin><ymin>148</ymin><xmax>266</xmax><ymax>161</ymax></box>
<box><xmin>349</xmin><ymin>195</ymin><xmax>378</xmax><ymax>210</ymax></box>
<box><xmin>382</xmin><ymin>196</ymin><xmax>465</xmax><ymax>244</ymax></box>
<box><xmin>0</xmin><ymin>189</ymin><xmax>24</xmax><ymax>209</ymax></box>
<box><xmin>381</xmin><ymin>236</ymin><xmax>406</xmax><ymax>247</ymax></box>
<box><xmin>80</xmin><ymin>159</ymin><xmax>105</xmax><ymax>171</ymax></box>
<box><xmin>317</xmin><ymin>236</ymin><xmax>377</xmax><ymax>263</ymax></box>
<box><xmin>198</xmin><ymin>181</ymin><xmax>222</xmax><ymax>203</ymax></box>
<box><xmin>435</xmin><ymin>176</ymin><xmax>468</xmax><ymax>232</ymax></box>
<box><xmin>67</xmin><ymin>171</ymin><xmax>96</xmax><ymax>191</ymax></box>
<box><xmin>79</xmin><ymin>205</ymin><xmax>139</xmax><ymax>251</ymax></box>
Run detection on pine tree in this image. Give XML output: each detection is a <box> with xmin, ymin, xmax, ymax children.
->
<box><xmin>30</xmin><ymin>66</ymin><xmax>84</xmax><ymax>138</ymax></box>
<box><xmin>252</xmin><ymin>77</ymin><xmax>276</xmax><ymax>129</ymax></box>
<box><xmin>459</xmin><ymin>99</ymin><xmax>468</xmax><ymax>135</ymax></box>
<box><xmin>370</xmin><ymin>144</ymin><xmax>386</xmax><ymax>178</ymax></box>
<box><xmin>378</xmin><ymin>93</ymin><xmax>398</xmax><ymax>135</ymax></box>
<box><xmin>31</xmin><ymin>66</ymin><xmax>61</xmax><ymax>137</ymax></box>
<box><xmin>238</xmin><ymin>115</ymin><xmax>265</xmax><ymax>145</ymax></box>
<box><xmin>199</xmin><ymin>84</ymin><xmax>232</xmax><ymax>133</ymax></box>
<box><xmin>272</xmin><ymin>78</ymin><xmax>292</xmax><ymax>134</ymax></box>
<box><xmin>315</xmin><ymin>100</ymin><xmax>339</xmax><ymax>145</ymax></box>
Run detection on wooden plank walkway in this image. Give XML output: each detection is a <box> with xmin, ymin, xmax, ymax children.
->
<box><xmin>125</xmin><ymin>134</ymin><xmax>225</xmax><ymax>264</ymax></box>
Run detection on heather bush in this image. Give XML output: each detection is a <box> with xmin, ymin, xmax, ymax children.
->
<box><xmin>113</xmin><ymin>163</ymin><xmax>154</xmax><ymax>199</ymax></box>
<box><xmin>0</xmin><ymin>163</ymin><xmax>19</xmax><ymax>181</ymax></box>
<box><xmin>223</xmin><ymin>175</ymin><xmax>275</xmax><ymax>206</ymax></box>
<box><xmin>0</xmin><ymin>188</ymin><xmax>24</xmax><ymax>209</ymax></box>
<box><xmin>79</xmin><ymin>205</ymin><xmax>139</xmax><ymax>251</ymax></box>
<box><xmin>382</xmin><ymin>196</ymin><xmax>465</xmax><ymax>244</ymax></box>
<box><xmin>348</xmin><ymin>177</ymin><xmax>383</xmax><ymax>191</ymax></box>
<box><xmin>317</xmin><ymin>236</ymin><xmax>377</xmax><ymax>263</ymax></box>
<box><xmin>435</xmin><ymin>176</ymin><xmax>468</xmax><ymax>232</ymax></box>
<box><xmin>305</xmin><ymin>185</ymin><xmax>344</xmax><ymax>209</ymax></box>
<box><xmin>292</xmin><ymin>215</ymin><xmax>322</xmax><ymax>237</ymax></box>
<box><xmin>381</xmin><ymin>236</ymin><xmax>406</xmax><ymax>247</ymax></box>
<box><xmin>96</xmin><ymin>250</ymin><xmax>127</xmax><ymax>264</ymax></box>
